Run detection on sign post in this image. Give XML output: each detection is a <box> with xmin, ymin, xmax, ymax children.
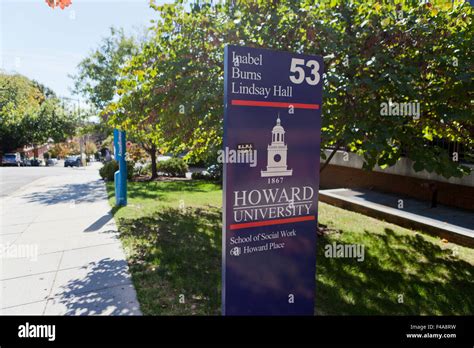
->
<box><xmin>113</xmin><ymin>128</ymin><xmax>127</xmax><ymax>207</ymax></box>
<box><xmin>222</xmin><ymin>45</ymin><xmax>323</xmax><ymax>315</ymax></box>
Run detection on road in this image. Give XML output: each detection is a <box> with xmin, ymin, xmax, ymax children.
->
<box><xmin>0</xmin><ymin>163</ymin><xmax>84</xmax><ymax>197</ymax></box>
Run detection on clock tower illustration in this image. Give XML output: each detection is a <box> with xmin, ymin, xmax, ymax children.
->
<box><xmin>261</xmin><ymin>114</ymin><xmax>293</xmax><ymax>177</ymax></box>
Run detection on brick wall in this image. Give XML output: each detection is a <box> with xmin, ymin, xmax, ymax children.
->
<box><xmin>320</xmin><ymin>164</ymin><xmax>474</xmax><ymax>211</ymax></box>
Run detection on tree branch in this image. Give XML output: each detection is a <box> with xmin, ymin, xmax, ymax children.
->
<box><xmin>320</xmin><ymin>139</ymin><xmax>344</xmax><ymax>173</ymax></box>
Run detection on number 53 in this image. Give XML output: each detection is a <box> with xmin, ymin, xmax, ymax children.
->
<box><xmin>289</xmin><ymin>58</ymin><xmax>320</xmax><ymax>86</ymax></box>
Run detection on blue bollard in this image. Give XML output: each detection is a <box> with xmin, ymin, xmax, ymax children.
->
<box><xmin>113</xmin><ymin>129</ymin><xmax>127</xmax><ymax>206</ymax></box>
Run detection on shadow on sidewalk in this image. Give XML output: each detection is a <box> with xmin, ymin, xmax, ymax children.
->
<box><xmin>23</xmin><ymin>180</ymin><xmax>106</xmax><ymax>205</ymax></box>
<box><xmin>53</xmin><ymin>258</ymin><xmax>140</xmax><ymax>315</ymax></box>
<box><xmin>84</xmin><ymin>213</ymin><xmax>114</xmax><ymax>232</ymax></box>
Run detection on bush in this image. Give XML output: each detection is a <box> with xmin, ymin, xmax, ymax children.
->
<box><xmin>126</xmin><ymin>161</ymin><xmax>135</xmax><ymax>180</ymax></box>
<box><xmin>191</xmin><ymin>164</ymin><xmax>222</xmax><ymax>182</ymax></box>
<box><xmin>191</xmin><ymin>172</ymin><xmax>209</xmax><ymax>180</ymax></box>
<box><xmin>99</xmin><ymin>160</ymin><xmax>135</xmax><ymax>181</ymax></box>
<box><xmin>99</xmin><ymin>160</ymin><xmax>118</xmax><ymax>181</ymax></box>
<box><xmin>140</xmin><ymin>162</ymin><xmax>151</xmax><ymax>176</ymax></box>
<box><xmin>157</xmin><ymin>158</ymin><xmax>188</xmax><ymax>177</ymax></box>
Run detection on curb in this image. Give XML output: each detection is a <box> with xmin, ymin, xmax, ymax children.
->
<box><xmin>319</xmin><ymin>190</ymin><xmax>474</xmax><ymax>248</ymax></box>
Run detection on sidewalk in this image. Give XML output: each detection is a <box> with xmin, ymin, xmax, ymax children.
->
<box><xmin>319</xmin><ymin>188</ymin><xmax>474</xmax><ymax>247</ymax></box>
<box><xmin>0</xmin><ymin>164</ymin><xmax>141</xmax><ymax>315</ymax></box>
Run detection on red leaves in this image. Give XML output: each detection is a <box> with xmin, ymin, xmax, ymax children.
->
<box><xmin>45</xmin><ymin>0</ymin><xmax>72</xmax><ymax>10</ymax></box>
<box><xmin>59</xmin><ymin>0</ymin><xmax>72</xmax><ymax>10</ymax></box>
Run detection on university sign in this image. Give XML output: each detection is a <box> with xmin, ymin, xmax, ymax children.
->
<box><xmin>222</xmin><ymin>45</ymin><xmax>324</xmax><ymax>315</ymax></box>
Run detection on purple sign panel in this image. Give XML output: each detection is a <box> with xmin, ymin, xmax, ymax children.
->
<box><xmin>222</xmin><ymin>45</ymin><xmax>324</xmax><ymax>315</ymax></box>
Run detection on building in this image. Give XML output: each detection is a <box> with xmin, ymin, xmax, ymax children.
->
<box><xmin>19</xmin><ymin>143</ymin><xmax>51</xmax><ymax>159</ymax></box>
<box><xmin>320</xmin><ymin>149</ymin><xmax>474</xmax><ymax>211</ymax></box>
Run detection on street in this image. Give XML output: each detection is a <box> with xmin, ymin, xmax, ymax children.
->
<box><xmin>0</xmin><ymin>163</ymin><xmax>141</xmax><ymax>315</ymax></box>
<box><xmin>0</xmin><ymin>164</ymin><xmax>76</xmax><ymax>197</ymax></box>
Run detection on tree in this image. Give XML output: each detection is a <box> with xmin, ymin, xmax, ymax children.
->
<box><xmin>72</xmin><ymin>27</ymin><xmax>164</xmax><ymax>178</ymax></box>
<box><xmin>102</xmin><ymin>80</ymin><xmax>163</xmax><ymax>178</ymax></box>
<box><xmin>99</xmin><ymin>0</ymin><xmax>472</xmax><ymax>180</ymax></box>
<box><xmin>49</xmin><ymin>143</ymin><xmax>71</xmax><ymax>159</ymax></box>
<box><xmin>315</xmin><ymin>0</ymin><xmax>473</xmax><ymax>178</ymax></box>
<box><xmin>79</xmin><ymin>121</ymin><xmax>112</xmax><ymax>146</ymax></box>
<box><xmin>104</xmin><ymin>1</ymin><xmax>227</xmax><ymax>172</ymax></box>
<box><xmin>84</xmin><ymin>141</ymin><xmax>98</xmax><ymax>157</ymax></box>
<box><xmin>98</xmin><ymin>29</ymin><xmax>169</xmax><ymax>179</ymax></box>
<box><xmin>129</xmin><ymin>0</ymin><xmax>472</xmax><ymax>178</ymax></box>
<box><xmin>0</xmin><ymin>73</ymin><xmax>42</xmax><ymax>153</ymax></box>
<box><xmin>71</xmin><ymin>27</ymin><xmax>139</xmax><ymax>110</ymax></box>
<box><xmin>127</xmin><ymin>142</ymin><xmax>148</xmax><ymax>164</ymax></box>
<box><xmin>0</xmin><ymin>73</ymin><xmax>78</xmax><ymax>154</ymax></box>
<box><xmin>23</xmin><ymin>98</ymin><xmax>78</xmax><ymax>147</ymax></box>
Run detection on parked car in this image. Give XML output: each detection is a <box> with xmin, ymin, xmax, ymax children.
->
<box><xmin>46</xmin><ymin>158</ymin><xmax>58</xmax><ymax>166</ymax></box>
<box><xmin>2</xmin><ymin>153</ymin><xmax>22</xmax><ymax>166</ymax></box>
<box><xmin>30</xmin><ymin>158</ymin><xmax>43</xmax><ymax>166</ymax></box>
<box><xmin>203</xmin><ymin>163</ymin><xmax>222</xmax><ymax>180</ymax></box>
<box><xmin>64</xmin><ymin>156</ymin><xmax>82</xmax><ymax>167</ymax></box>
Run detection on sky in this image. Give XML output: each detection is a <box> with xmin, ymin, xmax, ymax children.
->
<box><xmin>0</xmin><ymin>0</ymin><xmax>168</xmax><ymax>102</ymax></box>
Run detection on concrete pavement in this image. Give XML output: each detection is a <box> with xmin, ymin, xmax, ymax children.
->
<box><xmin>0</xmin><ymin>163</ymin><xmax>141</xmax><ymax>315</ymax></box>
<box><xmin>320</xmin><ymin>188</ymin><xmax>474</xmax><ymax>247</ymax></box>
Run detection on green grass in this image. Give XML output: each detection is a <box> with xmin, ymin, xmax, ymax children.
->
<box><xmin>106</xmin><ymin>180</ymin><xmax>474</xmax><ymax>315</ymax></box>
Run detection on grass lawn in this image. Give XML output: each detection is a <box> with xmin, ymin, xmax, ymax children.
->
<box><xmin>106</xmin><ymin>180</ymin><xmax>474</xmax><ymax>315</ymax></box>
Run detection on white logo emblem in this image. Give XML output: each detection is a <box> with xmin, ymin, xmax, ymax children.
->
<box><xmin>261</xmin><ymin>114</ymin><xmax>293</xmax><ymax>177</ymax></box>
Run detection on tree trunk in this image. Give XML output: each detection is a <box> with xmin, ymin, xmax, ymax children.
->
<box><xmin>320</xmin><ymin>139</ymin><xmax>344</xmax><ymax>173</ymax></box>
<box><xmin>141</xmin><ymin>141</ymin><xmax>158</xmax><ymax>180</ymax></box>
<box><xmin>150</xmin><ymin>144</ymin><xmax>157</xmax><ymax>179</ymax></box>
